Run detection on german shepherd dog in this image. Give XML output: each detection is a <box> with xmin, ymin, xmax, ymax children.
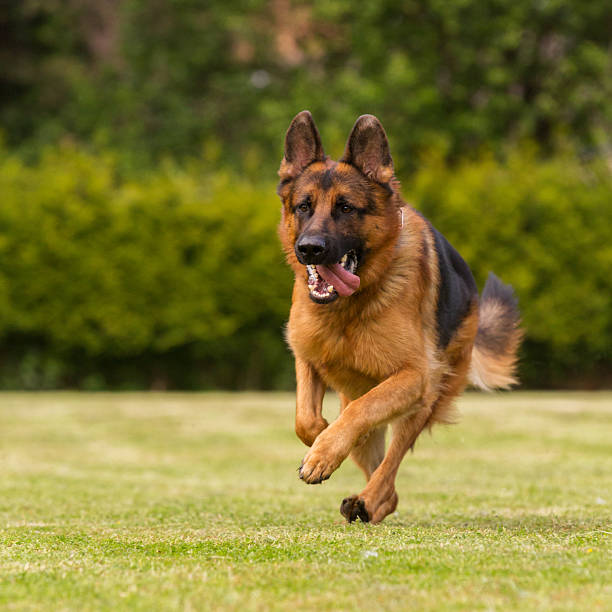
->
<box><xmin>277</xmin><ymin>111</ymin><xmax>522</xmax><ymax>524</ymax></box>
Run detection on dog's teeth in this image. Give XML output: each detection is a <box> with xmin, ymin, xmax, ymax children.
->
<box><xmin>327</xmin><ymin>285</ymin><xmax>334</xmax><ymax>292</ymax></box>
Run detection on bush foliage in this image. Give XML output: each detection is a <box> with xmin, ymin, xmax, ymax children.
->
<box><xmin>0</xmin><ymin>144</ymin><xmax>610</xmax><ymax>389</ymax></box>
<box><xmin>0</xmin><ymin>145</ymin><xmax>292</xmax><ymax>389</ymax></box>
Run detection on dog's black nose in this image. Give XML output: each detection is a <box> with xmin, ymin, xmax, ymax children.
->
<box><xmin>296</xmin><ymin>235</ymin><xmax>328</xmax><ymax>263</ymax></box>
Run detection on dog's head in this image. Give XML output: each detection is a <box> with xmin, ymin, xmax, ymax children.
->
<box><xmin>277</xmin><ymin>111</ymin><xmax>402</xmax><ymax>304</ymax></box>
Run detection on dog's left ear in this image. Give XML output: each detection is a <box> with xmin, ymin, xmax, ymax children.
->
<box><xmin>279</xmin><ymin>110</ymin><xmax>325</xmax><ymax>183</ymax></box>
<box><xmin>340</xmin><ymin>115</ymin><xmax>394</xmax><ymax>184</ymax></box>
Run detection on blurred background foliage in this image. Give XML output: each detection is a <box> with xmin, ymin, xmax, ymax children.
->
<box><xmin>0</xmin><ymin>0</ymin><xmax>610</xmax><ymax>389</ymax></box>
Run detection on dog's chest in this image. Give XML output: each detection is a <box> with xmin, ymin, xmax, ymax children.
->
<box><xmin>289</xmin><ymin>307</ymin><xmax>417</xmax><ymax>387</ymax></box>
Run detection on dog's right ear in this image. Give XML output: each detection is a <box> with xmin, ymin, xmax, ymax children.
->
<box><xmin>278</xmin><ymin>111</ymin><xmax>325</xmax><ymax>185</ymax></box>
<box><xmin>340</xmin><ymin>114</ymin><xmax>394</xmax><ymax>184</ymax></box>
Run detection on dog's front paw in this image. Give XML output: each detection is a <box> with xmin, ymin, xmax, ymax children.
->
<box><xmin>298</xmin><ymin>448</ymin><xmax>337</xmax><ymax>484</ymax></box>
<box><xmin>298</xmin><ymin>428</ymin><xmax>351</xmax><ymax>484</ymax></box>
<box><xmin>340</xmin><ymin>496</ymin><xmax>370</xmax><ymax>523</ymax></box>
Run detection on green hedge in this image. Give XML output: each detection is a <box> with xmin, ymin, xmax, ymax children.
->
<box><xmin>0</xmin><ymin>145</ymin><xmax>293</xmax><ymax>389</ymax></box>
<box><xmin>0</xmin><ymin>144</ymin><xmax>610</xmax><ymax>388</ymax></box>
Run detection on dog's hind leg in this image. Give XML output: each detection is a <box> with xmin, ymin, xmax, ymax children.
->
<box><xmin>350</xmin><ymin>427</ymin><xmax>387</xmax><ymax>481</ymax></box>
<box><xmin>340</xmin><ymin>393</ymin><xmax>386</xmax><ymax>480</ymax></box>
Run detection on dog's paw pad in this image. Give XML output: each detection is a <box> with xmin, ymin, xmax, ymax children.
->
<box><xmin>340</xmin><ymin>496</ymin><xmax>370</xmax><ymax>523</ymax></box>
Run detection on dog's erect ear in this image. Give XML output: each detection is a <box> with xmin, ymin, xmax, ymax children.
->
<box><xmin>340</xmin><ymin>115</ymin><xmax>394</xmax><ymax>183</ymax></box>
<box><xmin>279</xmin><ymin>110</ymin><xmax>325</xmax><ymax>182</ymax></box>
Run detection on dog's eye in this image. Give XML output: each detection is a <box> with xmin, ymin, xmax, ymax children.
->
<box><xmin>337</xmin><ymin>198</ymin><xmax>354</xmax><ymax>214</ymax></box>
<box><xmin>297</xmin><ymin>197</ymin><xmax>312</xmax><ymax>213</ymax></box>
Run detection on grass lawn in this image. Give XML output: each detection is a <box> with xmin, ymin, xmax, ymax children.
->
<box><xmin>0</xmin><ymin>391</ymin><xmax>611</xmax><ymax>611</ymax></box>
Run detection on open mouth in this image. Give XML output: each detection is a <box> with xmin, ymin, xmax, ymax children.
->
<box><xmin>306</xmin><ymin>250</ymin><xmax>360</xmax><ymax>303</ymax></box>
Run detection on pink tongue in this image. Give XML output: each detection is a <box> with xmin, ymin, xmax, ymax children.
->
<box><xmin>316</xmin><ymin>263</ymin><xmax>360</xmax><ymax>297</ymax></box>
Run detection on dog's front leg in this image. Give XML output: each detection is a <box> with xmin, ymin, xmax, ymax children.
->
<box><xmin>340</xmin><ymin>408</ymin><xmax>433</xmax><ymax>523</ymax></box>
<box><xmin>294</xmin><ymin>357</ymin><xmax>328</xmax><ymax>447</ymax></box>
<box><xmin>299</xmin><ymin>367</ymin><xmax>425</xmax><ymax>484</ymax></box>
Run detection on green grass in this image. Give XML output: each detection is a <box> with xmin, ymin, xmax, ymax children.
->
<box><xmin>0</xmin><ymin>392</ymin><xmax>611</xmax><ymax>611</ymax></box>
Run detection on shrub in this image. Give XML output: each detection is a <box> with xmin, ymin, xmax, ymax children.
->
<box><xmin>0</xmin><ymin>144</ymin><xmax>293</xmax><ymax>389</ymax></box>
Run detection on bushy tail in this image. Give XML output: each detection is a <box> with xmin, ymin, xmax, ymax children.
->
<box><xmin>469</xmin><ymin>272</ymin><xmax>523</xmax><ymax>391</ymax></box>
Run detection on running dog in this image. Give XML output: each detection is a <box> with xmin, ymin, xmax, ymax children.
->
<box><xmin>277</xmin><ymin>111</ymin><xmax>522</xmax><ymax>524</ymax></box>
